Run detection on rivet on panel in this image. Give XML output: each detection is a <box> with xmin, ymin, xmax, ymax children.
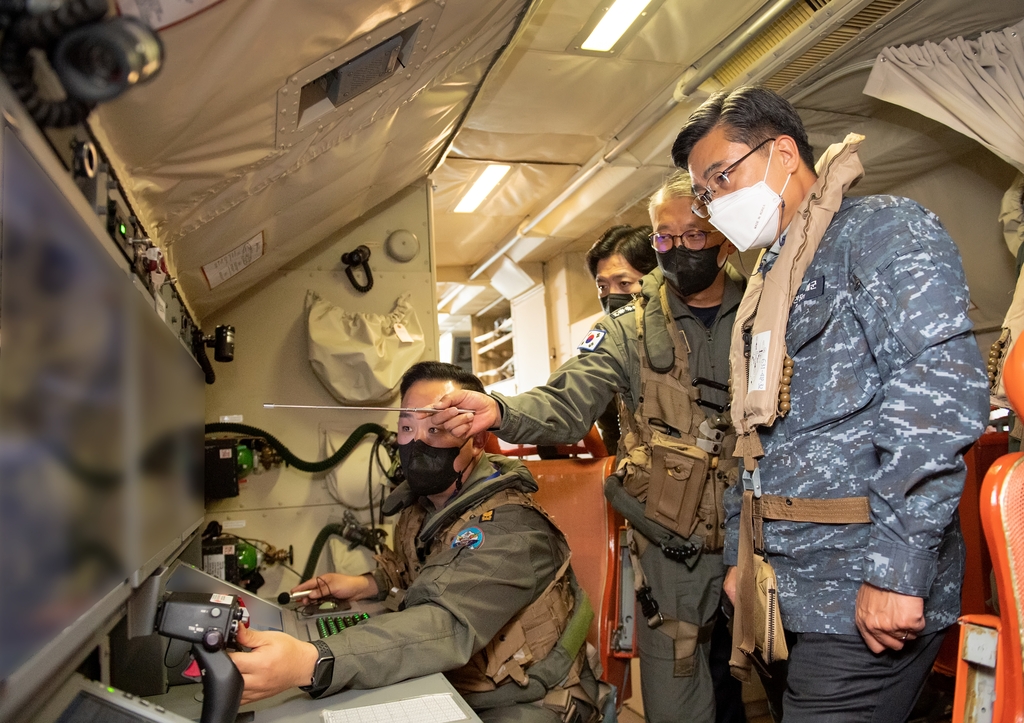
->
<box><xmin>291</xmin><ymin>76</ymin><xmax>298</xmax><ymax>84</ymax></box>
<box><xmin>281</xmin><ymin>88</ymin><xmax>288</xmax><ymax>94</ymax></box>
<box><xmin>329</xmin><ymin>55</ymin><xmax>335</xmax><ymax>61</ymax></box>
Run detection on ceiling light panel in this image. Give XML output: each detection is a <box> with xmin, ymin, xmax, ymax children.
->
<box><xmin>454</xmin><ymin>164</ymin><xmax>511</xmax><ymax>213</ymax></box>
<box><xmin>583</xmin><ymin>0</ymin><xmax>654</xmax><ymax>50</ymax></box>
<box><xmin>569</xmin><ymin>0</ymin><xmax>666</xmax><ymax>56</ymax></box>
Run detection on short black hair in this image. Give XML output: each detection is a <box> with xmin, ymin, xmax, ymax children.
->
<box><xmin>585</xmin><ymin>225</ymin><xmax>657</xmax><ymax>279</ymax></box>
<box><xmin>400</xmin><ymin>361</ymin><xmax>485</xmax><ymax>398</ymax></box>
<box><xmin>672</xmin><ymin>86</ymin><xmax>816</xmax><ymax>171</ymax></box>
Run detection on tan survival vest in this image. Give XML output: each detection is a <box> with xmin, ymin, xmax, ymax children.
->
<box><xmin>617</xmin><ymin>283</ymin><xmax>739</xmax><ymax>551</ymax></box>
<box><xmin>374</xmin><ymin>487</ymin><xmax>594</xmax><ymax>713</ymax></box>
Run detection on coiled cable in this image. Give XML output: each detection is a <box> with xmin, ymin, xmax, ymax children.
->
<box><xmin>204</xmin><ymin>421</ymin><xmax>388</xmax><ymax>474</ymax></box>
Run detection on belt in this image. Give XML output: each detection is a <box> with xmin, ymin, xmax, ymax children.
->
<box><xmin>731</xmin><ymin>488</ymin><xmax>870</xmax><ymax>679</ymax></box>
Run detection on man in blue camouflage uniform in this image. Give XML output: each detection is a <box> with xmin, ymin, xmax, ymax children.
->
<box><xmin>672</xmin><ymin>86</ymin><xmax>989</xmax><ymax>721</ymax></box>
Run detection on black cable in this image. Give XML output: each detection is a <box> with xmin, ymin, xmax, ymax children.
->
<box><xmin>0</xmin><ymin>0</ymin><xmax>108</xmax><ymax>127</ymax></box>
<box><xmin>193</xmin><ymin>329</ymin><xmax>216</xmax><ymax>384</ymax></box>
<box><xmin>366</xmin><ymin>435</ymin><xmax>387</xmax><ymax>531</ymax></box>
<box><xmin>204</xmin><ymin>421</ymin><xmax>388</xmax><ymax>474</ymax></box>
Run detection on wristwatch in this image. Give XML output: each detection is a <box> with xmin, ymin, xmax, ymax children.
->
<box><xmin>299</xmin><ymin>639</ymin><xmax>334</xmax><ymax>697</ymax></box>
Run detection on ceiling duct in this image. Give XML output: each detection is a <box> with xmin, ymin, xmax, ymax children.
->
<box><xmin>274</xmin><ymin>0</ymin><xmax>443</xmax><ymax>150</ymax></box>
<box><xmin>298</xmin><ymin>25</ymin><xmax>421</xmax><ymax>126</ymax></box>
<box><xmin>763</xmin><ymin>0</ymin><xmax>907</xmax><ymax>92</ymax></box>
<box><xmin>680</xmin><ymin>0</ymin><xmax>919</xmax><ymax>99</ymax></box>
<box><xmin>712</xmin><ymin>0</ymin><xmax>832</xmax><ymax>87</ymax></box>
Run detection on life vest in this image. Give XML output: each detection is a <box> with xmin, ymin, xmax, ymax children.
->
<box><xmin>617</xmin><ymin>283</ymin><xmax>739</xmax><ymax>551</ymax></box>
<box><xmin>375</xmin><ymin>478</ymin><xmax>596</xmax><ymax>715</ymax></box>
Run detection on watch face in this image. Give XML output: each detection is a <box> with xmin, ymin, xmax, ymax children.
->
<box><xmin>302</xmin><ymin>640</ymin><xmax>335</xmax><ymax>693</ymax></box>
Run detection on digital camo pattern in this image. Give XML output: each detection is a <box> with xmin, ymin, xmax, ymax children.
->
<box><xmin>722</xmin><ymin>195</ymin><xmax>989</xmax><ymax>635</ymax></box>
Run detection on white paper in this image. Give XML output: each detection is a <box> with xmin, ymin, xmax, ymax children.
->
<box><xmin>117</xmin><ymin>0</ymin><xmax>225</xmax><ymax>31</ymax></box>
<box><xmin>321</xmin><ymin>693</ymin><xmax>467</xmax><ymax>723</ymax></box>
<box><xmin>393</xmin><ymin>322</ymin><xmax>414</xmax><ymax>344</ymax></box>
<box><xmin>222</xmin><ymin>519</ymin><xmax>246</xmax><ymax>529</ymax></box>
<box><xmin>747</xmin><ymin>331</ymin><xmax>771</xmax><ymax>393</ymax></box>
<box><xmin>202</xmin><ymin>231</ymin><xmax>264</xmax><ymax>289</ymax></box>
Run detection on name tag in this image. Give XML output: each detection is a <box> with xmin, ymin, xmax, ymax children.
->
<box><xmin>794</xmin><ymin>276</ymin><xmax>825</xmax><ymax>304</ymax></box>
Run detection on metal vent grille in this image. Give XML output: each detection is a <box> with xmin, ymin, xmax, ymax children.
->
<box><xmin>712</xmin><ymin>0</ymin><xmax>832</xmax><ymax>87</ymax></box>
<box><xmin>764</xmin><ymin>0</ymin><xmax>903</xmax><ymax>90</ymax></box>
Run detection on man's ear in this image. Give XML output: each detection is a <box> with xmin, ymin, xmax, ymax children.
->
<box><xmin>718</xmin><ymin>239</ymin><xmax>736</xmax><ymax>265</ymax></box>
<box><xmin>774</xmin><ymin>135</ymin><xmax>803</xmax><ymax>174</ymax></box>
<box><xmin>472</xmin><ymin>430</ymin><xmax>490</xmax><ymax>452</ymax></box>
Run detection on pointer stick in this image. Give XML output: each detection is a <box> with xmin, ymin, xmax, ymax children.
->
<box><xmin>263</xmin><ymin>403</ymin><xmax>475</xmax><ymax>414</ymax></box>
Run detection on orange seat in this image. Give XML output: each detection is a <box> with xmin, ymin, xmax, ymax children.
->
<box><xmin>523</xmin><ymin>455</ymin><xmax>632</xmax><ymax>704</ymax></box>
<box><xmin>953</xmin><ymin>338</ymin><xmax>1024</xmax><ymax>722</ymax></box>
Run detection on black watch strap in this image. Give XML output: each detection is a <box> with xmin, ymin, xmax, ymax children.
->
<box><xmin>299</xmin><ymin>639</ymin><xmax>335</xmax><ymax>696</ymax></box>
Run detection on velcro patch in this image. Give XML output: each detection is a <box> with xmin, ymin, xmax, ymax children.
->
<box><xmin>610</xmin><ymin>304</ymin><xmax>634</xmax><ymax>319</ymax></box>
<box><xmin>480</xmin><ymin>510</ymin><xmax>494</xmax><ymax>522</ymax></box>
<box><xmin>578</xmin><ymin>329</ymin><xmax>607</xmax><ymax>352</ymax></box>
<box><xmin>451</xmin><ymin>527</ymin><xmax>484</xmax><ymax>550</ymax></box>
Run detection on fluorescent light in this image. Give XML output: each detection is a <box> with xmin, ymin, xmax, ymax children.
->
<box><xmin>581</xmin><ymin>0</ymin><xmax>654</xmax><ymax>52</ymax></box>
<box><xmin>454</xmin><ymin>164</ymin><xmax>511</xmax><ymax>213</ymax></box>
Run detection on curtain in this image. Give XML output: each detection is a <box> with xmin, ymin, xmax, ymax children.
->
<box><xmin>862</xmin><ymin>19</ymin><xmax>1024</xmax><ymax>172</ymax></box>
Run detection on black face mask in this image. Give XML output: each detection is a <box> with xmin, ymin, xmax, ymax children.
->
<box><xmin>657</xmin><ymin>245</ymin><xmax>723</xmax><ymax>298</ymax></box>
<box><xmin>601</xmin><ymin>292</ymin><xmax>634</xmax><ymax>315</ymax></box>
<box><xmin>398</xmin><ymin>439</ymin><xmax>466</xmax><ymax>496</ymax></box>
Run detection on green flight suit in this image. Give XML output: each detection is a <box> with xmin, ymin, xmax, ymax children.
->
<box><xmin>316</xmin><ymin>453</ymin><xmax>595</xmax><ymax>723</ymax></box>
<box><xmin>492</xmin><ymin>269</ymin><xmax>743</xmax><ymax>723</ymax></box>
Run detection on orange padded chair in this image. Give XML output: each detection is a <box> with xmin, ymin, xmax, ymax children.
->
<box><xmin>953</xmin><ymin>337</ymin><xmax>1024</xmax><ymax>722</ymax></box>
<box><xmin>484</xmin><ymin>428</ymin><xmax>634</xmax><ymax>702</ymax></box>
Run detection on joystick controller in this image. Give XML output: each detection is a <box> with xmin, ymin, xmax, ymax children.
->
<box><xmin>157</xmin><ymin>592</ymin><xmax>249</xmax><ymax>723</ymax></box>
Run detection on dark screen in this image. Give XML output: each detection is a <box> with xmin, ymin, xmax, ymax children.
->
<box><xmin>0</xmin><ymin>128</ymin><xmax>204</xmax><ymax>683</ymax></box>
<box><xmin>57</xmin><ymin>692</ymin><xmax>154</xmax><ymax>723</ymax></box>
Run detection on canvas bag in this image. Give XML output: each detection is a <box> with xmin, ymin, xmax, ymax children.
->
<box><xmin>306</xmin><ymin>290</ymin><xmax>425</xmax><ymax>405</ymax></box>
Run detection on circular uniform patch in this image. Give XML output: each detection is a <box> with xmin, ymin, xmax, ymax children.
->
<box><xmin>451</xmin><ymin>526</ymin><xmax>484</xmax><ymax>550</ymax></box>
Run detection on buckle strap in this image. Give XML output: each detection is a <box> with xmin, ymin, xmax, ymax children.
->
<box><xmin>753</xmin><ymin>494</ymin><xmax>870</xmax><ymax>525</ymax></box>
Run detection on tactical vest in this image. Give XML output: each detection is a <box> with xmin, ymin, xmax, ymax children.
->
<box><xmin>617</xmin><ymin>284</ymin><xmax>739</xmax><ymax>551</ymax></box>
<box><xmin>376</xmin><ymin>486</ymin><xmax>593</xmax><ymax>710</ymax></box>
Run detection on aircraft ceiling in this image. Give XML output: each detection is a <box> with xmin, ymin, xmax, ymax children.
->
<box><xmin>91</xmin><ymin>0</ymin><xmax>1024</xmax><ymax>322</ymax></box>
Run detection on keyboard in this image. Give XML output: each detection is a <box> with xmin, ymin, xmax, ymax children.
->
<box><xmin>317</xmin><ymin>612</ymin><xmax>371</xmax><ymax>639</ymax></box>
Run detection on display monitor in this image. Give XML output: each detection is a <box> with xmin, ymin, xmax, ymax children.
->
<box><xmin>0</xmin><ymin>111</ymin><xmax>204</xmax><ymax>715</ymax></box>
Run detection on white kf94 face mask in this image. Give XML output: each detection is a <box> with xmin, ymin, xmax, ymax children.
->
<box><xmin>706</xmin><ymin>141</ymin><xmax>792</xmax><ymax>253</ymax></box>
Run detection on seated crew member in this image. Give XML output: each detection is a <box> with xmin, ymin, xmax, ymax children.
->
<box><xmin>585</xmin><ymin>225</ymin><xmax>658</xmax><ymax>456</ymax></box>
<box><xmin>229</xmin><ymin>362</ymin><xmax>600</xmax><ymax>723</ymax></box>
<box><xmin>430</xmin><ymin>178</ymin><xmax>744</xmax><ymax>723</ymax></box>
<box><xmin>673</xmin><ymin>86</ymin><xmax>989</xmax><ymax>721</ymax></box>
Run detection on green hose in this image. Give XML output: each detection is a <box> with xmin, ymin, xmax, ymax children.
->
<box><xmin>204</xmin><ymin>422</ymin><xmax>388</xmax><ymax>474</ymax></box>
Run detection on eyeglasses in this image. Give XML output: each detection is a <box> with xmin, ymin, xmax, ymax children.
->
<box><xmin>649</xmin><ymin>229</ymin><xmax>718</xmax><ymax>253</ymax></box>
<box><xmin>691</xmin><ymin>137</ymin><xmax>776</xmax><ymax>218</ymax></box>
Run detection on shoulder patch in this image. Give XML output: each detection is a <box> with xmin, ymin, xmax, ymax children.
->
<box><xmin>577</xmin><ymin>329</ymin><xmax>607</xmax><ymax>352</ymax></box>
<box><xmin>480</xmin><ymin>510</ymin><xmax>494</xmax><ymax>522</ymax></box>
<box><xmin>609</xmin><ymin>304</ymin><xmax>634</xmax><ymax>319</ymax></box>
<box><xmin>451</xmin><ymin>526</ymin><xmax>484</xmax><ymax>550</ymax></box>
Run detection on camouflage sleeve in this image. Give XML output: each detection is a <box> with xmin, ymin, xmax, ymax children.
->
<box><xmin>493</xmin><ymin>321</ymin><xmax>632</xmax><ymax>445</ymax></box>
<box><xmin>722</xmin><ymin>476</ymin><xmax>742</xmax><ymax>567</ymax></box>
<box><xmin>850</xmin><ymin>207</ymin><xmax>988</xmax><ymax>597</ymax></box>
<box><xmin>319</xmin><ymin>507</ymin><xmax>559</xmax><ymax>693</ymax></box>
